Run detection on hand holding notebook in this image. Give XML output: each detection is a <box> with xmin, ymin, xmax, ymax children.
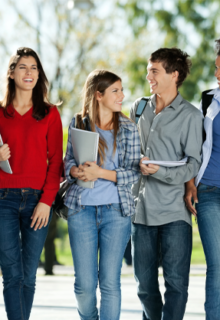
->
<box><xmin>0</xmin><ymin>134</ymin><xmax>13</xmax><ymax>174</ymax></box>
<box><xmin>71</xmin><ymin>127</ymin><xmax>99</xmax><ymax>189</ymax></box>
<box><xmin>142</xmin><ymin>157</ymin><xmax>188</xmax><ymax>167</ymax></box>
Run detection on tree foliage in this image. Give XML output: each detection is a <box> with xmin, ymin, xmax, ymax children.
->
<box><xmin>0</xmin><ymin>0</ymin><xmax>127</xmax><ymax>117</ymax></box>
<box><xmin>118</xmin><ymin>0</ymin><xmax>220</xmax><ymax>102</ymax></box>
<box><xmin>1</xmin><ymin>0</ymin><xmax>219</xmax><ymax>111</ymax></box>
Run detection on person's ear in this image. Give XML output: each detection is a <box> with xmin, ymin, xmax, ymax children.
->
<box><xmin>9</xmin><ymin>72</ymin><xmax>14</xmax><ymax>80</ymax></box>
<box><xmin>173</xmin><ymin>70</ymin><xmax>179</xmax><ymax>83</ymax></box>
<box><xmin>95</xmin><ymin>91</ymin><xmax>102</xmax><ymax>101</ymax></box>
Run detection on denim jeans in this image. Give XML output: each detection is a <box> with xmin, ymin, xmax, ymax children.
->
<box><xmin>132</xmin><ymin>220</ymin><xmax>192</xmax><ymax>320</ymax></box>
<box><xmin>0</xmin><ymin>188</ymin><xmax>51</xmax><ymax>320</ymax></box>
<box><xmin>67</xmin><ymin>203</ymin><xmax>131</xmax><ymax>320</ymax></box>
<box><xmin>196</xmin><ymin>183</ymin><xmax>220</xmax><ymax>320</ymax></box>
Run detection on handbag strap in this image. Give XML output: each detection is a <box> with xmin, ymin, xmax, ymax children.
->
<box><xmin>57</xmin><ymin>180</ymin><xmax>70</xmax><ymax>196</ymax></box>
<box><xmin>74</xmin><ymin>114</ymin><xmax>91</xmax><ymax>131</ymax></box>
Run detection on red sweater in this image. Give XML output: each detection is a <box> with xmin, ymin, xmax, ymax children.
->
<box><xmin>0</xmin><ymin>105</ymin><xmax>63</xmax><ymax>206</ymax></box>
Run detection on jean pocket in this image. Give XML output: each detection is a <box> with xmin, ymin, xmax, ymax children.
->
<box><xmin>33</xmin><ymin>190</ymin><xmax>42</xmax><ymax>201</ymax></box>
<box><xmin>111</xmin><ymin>203</ymin><xmax>122</xmax><ymax>212</ymax></box>
<box><xmin>197</xmin><ymin>183</ymin><xmax>218</xmax><ymax>193</ymax></box>
<box><xmin>67</xmin><ymin>206</ymin><xmax>85</xmax><ymax>218</ymax></box>
<box><xmin>0</xmin><ymin>188</ymin><xmax>8</xmax><ymax>200</ymax></box>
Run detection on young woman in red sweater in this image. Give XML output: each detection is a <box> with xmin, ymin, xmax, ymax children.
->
<box><xmin>0</xmin><ymin>47</ymin><xmax>63</xmax><ymax>320</ymax></box>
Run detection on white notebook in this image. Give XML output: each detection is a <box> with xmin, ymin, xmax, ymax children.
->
<box><xmin>142</xmin><ymin>157</ymin><xmax>188</xmax><ymax>167</ymax></box>
<box><xmin>71</xmin><ymin>127</ymin><xmax>99</xmax><ymax>189</ymax></box>
<box><xmin>0</xmin><ymin>134</ymin><xmax>13</xmax><ymax>174</ymax></box>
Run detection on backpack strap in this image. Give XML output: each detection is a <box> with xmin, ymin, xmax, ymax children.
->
<box><xmin>201</xmin><ymin>90</ymin><xmax>214</xmax><ymax>117</ymax></box>
<box><xmin>201</xmin><ymin>90</ymin><xmax>214</xmax><ymax>142</ymax></box>
<box><xmin>135</xmin><ymin>98</ymin><xmax>149</xmax><ymax>124</ymax></box>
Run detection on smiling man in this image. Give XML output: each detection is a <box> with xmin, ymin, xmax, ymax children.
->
<box><xmin>130</xmin><ymin>48</ymin><xmax>203</xmax><ymax>320</ymax></box>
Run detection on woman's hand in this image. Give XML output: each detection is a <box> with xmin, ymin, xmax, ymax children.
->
<box><xmin>70</xmin><ymin>165</ymin><xmax>83</xmax><ymax>179</ymax></box>
<box><xmin>31</xmin><ymin>202</ymin><xmax>51</xmax><ymax>231</ymax></box>
<box><xmin>184</xmin><ymin>179</ymin><xmax>198</xmax><ymax>216</ymax></box>
<box><xmin>140</xmin><ymin>157</ymin><xmax>159</xmax><ymax>175</ymax></box>
<box><xmin>0</xmin><ymin>144</ymin><xmax>11</xmax><ymax>161</ymax></box>
<box><xmin>77</xmin><ymin>162</ymin><xmax>100</xmax><ymax>182</ymax></box>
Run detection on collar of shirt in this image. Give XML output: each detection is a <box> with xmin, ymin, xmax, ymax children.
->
<box><xmin>118</xmin><ymin>115</ymin><xmax>133</xmax><ymax>131</ymax></box>
<box><xmin>150</xmin><ymin>92</ymin><xmax>183</xmax><ymax>111</ymax></box>
<box><xmin>207</xmin><ymin>87</ymin><xmax>220</xmax><ymax>101</ymax></box>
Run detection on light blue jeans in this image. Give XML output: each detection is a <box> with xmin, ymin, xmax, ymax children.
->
<box><xmin>196</xmin><ymin>183</ymin><xmax>220</xmax><ymax>320</ymax></box>
<box><xmin>67</xmin><ymin>203</ymin><xmax>131</xmax><ymax>320</ymax></box>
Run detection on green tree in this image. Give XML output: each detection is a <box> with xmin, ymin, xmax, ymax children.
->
<box><xmin>0</xmin><ymin>0</ymin><xmax>129</xmax><ymax>116</ymax></box>
<box><xmin>118</xmin><ymin>0</ymin><xmax>220</xmax><ymax>102</ymax></box>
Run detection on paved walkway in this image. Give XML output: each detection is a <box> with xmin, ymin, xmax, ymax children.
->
<box><xmin>0</xmin><ymin>265</ymin><xmax>206</xmax><ymax>319</ymax></box>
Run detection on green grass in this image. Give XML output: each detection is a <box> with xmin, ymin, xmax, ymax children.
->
<box><xmin>55</xmin><ymin>237</ymin><xmax>73</xmax><ymax>266</ymax></box>
<box><xmin>54</xmin><ymin>218</ymin><xmax>73</xmax><ymax>266</ymax></box>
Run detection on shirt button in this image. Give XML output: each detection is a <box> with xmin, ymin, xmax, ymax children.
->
<box><xmin>151</xmin><ymin>129</ymin><xmax>154</xmax><ymax>132</ymax></box>
<box><xmin>147</xmin><ymin>147</ymin><xmax>150</xmax><ymax>150</ymax></box>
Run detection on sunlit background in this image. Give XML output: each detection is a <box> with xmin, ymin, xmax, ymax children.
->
<box><xmin>0</xmin><ymin>0</ymin><xmax>219</xmax><ymax>265</ymax></box>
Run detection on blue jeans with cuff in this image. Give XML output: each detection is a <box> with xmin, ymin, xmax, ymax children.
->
<box><xmin>0</xmin><ymin>188</ymin><xmax>51</xmax><ymax>320</ymax></box>
<box><xmin>196</xmin><ymin>183</ymin><xmax>220</xmax><ymax>320</ymax></box>
<box><xmin>132</xmin><ymin>220</ymin><xmax>192</xmax><ymax>320</ymax></box>
<box><xmin>67</xmin><ymin>203</ymin><xmax>131</xmax><ymax>320</ymax></box>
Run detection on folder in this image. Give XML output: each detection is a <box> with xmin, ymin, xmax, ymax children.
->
<box><xmin>142</xmin><ymin>157</ymin><xmax>188</xmax><ymax>167</ymax></box>
<box><xmin>71</xmin><ymin>127</ymin><xmax>99</xmax><ymax>189</ymax></box>
<box><xmin>0</xmin><ymin>134</ymin><xmax>13</xmax><ymax>174</ymax></box>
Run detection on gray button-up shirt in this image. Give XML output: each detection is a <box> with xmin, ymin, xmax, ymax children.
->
<box><xmin>130</xmin><ymin>93</ymin><xmax>203</xmax><ymax>226</ymax></box>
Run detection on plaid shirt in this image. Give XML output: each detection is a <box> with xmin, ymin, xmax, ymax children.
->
<box><xmin>64</xmin><ymin>115</ymin><xmax>141</xmax><ymax>217</ymax></box>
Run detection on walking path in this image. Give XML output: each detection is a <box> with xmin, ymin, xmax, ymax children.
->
<box><xmin>0</xmin><ymin>265</ymin><xmax>206</xmax><ymax>319</ymax></box>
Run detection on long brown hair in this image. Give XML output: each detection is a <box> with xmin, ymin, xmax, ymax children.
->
<box><xmin>1</xmin><ymin>47</ymin><xmax>52</xmax><ymax>120</ymax></box>
<box><xmin>76</xmin><ymin>69</ymin><xmax>126</xmax><ymax>166</ymax></box>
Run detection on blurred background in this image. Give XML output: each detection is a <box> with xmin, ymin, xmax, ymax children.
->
<box><xmin>0</xmin><ymin>0</ymin><xmax>220</xmax><ymax>269</ymax></box>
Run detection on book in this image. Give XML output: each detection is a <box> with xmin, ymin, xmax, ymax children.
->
<box><xmin>142</xmin><ymin>157</ymin><xmax>188</xmax><ymax>167</ymax></box>
<box><xmin>0</xmin><ymin>134</ymin><xmax>13</xmax><ymax>174</ymax></box>
<box><xmin>71</xmin><ymin>127</ymin><xmax>99</xmax><ymax>189</ymax></box>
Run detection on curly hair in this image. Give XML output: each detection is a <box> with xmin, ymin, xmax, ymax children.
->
<box><xmin>149</xmin><ymin>48</ymin><xmax>192</xmax><ymax>88</ymax></box>
<box><xmin>215</xmin><ymin>38</ymin><xmax>220</xmax><ymax>56</ymax></box>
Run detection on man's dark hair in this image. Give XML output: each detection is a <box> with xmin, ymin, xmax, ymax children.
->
<box><xmin>149</xmin><ymin>48</ymin><xmax>192</xmax><ymax>88</ymax></box>
<box><xmin>215</xmin><ymin>38</ymin><xmax>220</xmax><ymax>56</ymax></box>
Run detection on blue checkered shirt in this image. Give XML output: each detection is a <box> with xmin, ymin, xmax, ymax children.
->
<box><xmin>64</xmin><ymin>115</ymin><xmax>141</xmax><ymax>217</ymax></box>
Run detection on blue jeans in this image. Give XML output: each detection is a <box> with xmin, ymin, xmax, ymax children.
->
<box><xmin>196</xmin><ymin>183</ymin><xmax>220</xmax><ymax>320</ymax></box>
<box><xmin>67</xmin><ymin>203</ymin><xmax>131</xmax><ymax>320</ymax></box>
<box><xmin>132</xmin><ymin>220</ymin><xmax>192</xmax><ymax>320</ymax></box>
<box><xmin>0</xmin><ymin>188</ymin><xmax>51</xmax><ymax>320</ymax></box>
